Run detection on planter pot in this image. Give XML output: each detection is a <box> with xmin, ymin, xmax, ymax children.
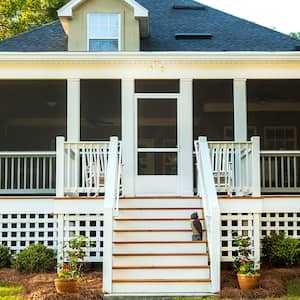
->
<box><xmin>237</xmin><ymin>273</ymin><xmax>260</xmax><ymax>290</ymax></box>
<box><xmin>54</xmin><ymin>278</ymin><xmax>78</xmax><ymax>294</ymax></box>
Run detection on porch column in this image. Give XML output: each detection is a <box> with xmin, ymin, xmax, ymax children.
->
<box><xmin>233</xmin><ymin>79</ymin><xmax>247</xmax><ymax>141</ymax></box>
<box><xmin>67</xmin><ymin>78</ymin><xmax>80</xmax><ymax>141</ymax></box>
<box><xmin>180</xmin><ymin>79</ymin><xmax>193</xmax><ymax>195</ymax></box>
<box><xmin>122</xmin><ymin>78</ymin><xmax>135</xmax><ymax>196</ymax></box>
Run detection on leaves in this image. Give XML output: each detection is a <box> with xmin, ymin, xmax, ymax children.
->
<box><xmin>0</xmin><ymin>0</ymin><xmax>69</xmax><ymax>40</ymax></box>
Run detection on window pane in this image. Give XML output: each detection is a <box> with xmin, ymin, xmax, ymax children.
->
<box><xmin>89</xmin><ymin>14</ymin><xmax>119</xmax><ymax>38</ymax></box>
<box><xmin>138</xmin><ymin>98</ymin><xmax>177</xmax><ymax>148</ymax></box>
<box><xmin>89</xmin><ymin>39</ymin><xmax>118</xmax><ymax>51</ymax></box>
<box><xmin>135</xmin><ymin>80</ymin><xmax>180</xmax><ymax>93</ymax></box>
<box><xmin>138</xmin><ymin>153</ymin><xmax>177</xmax><ymax>175</ymax></box>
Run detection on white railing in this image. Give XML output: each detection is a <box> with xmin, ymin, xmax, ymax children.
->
<box><xmin>56</xmin><ymin>137</ymin><xmax>111</xmax><ymax>196</ymax></box>
<box><xmin>103</xmin><ymin>137</ymin><xmax>122</xmax><ymax>293</ymax></box>
<box><xmin>195</xmin><ymin>136</ymin><xmax>220</xmax><ymax>293</ymax></box>
<box><xmin>208</xmin><ymin>137</ymin><xmax>260</xmax><ymax>196</ymax></box>
<box><xmin>261</xmin><ymin>150</ymin><xmax>300</xmax><ymax>193</ymax></box>
<box><xmin>0</xmin><ymin>152</ymin><xmax>56</xmax><ymax>194</ymax></box>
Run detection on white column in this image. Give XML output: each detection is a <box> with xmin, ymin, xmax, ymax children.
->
<box><xmin>121</xmin><ymin>78</ymin><xmax>135</xmax><ymax>196</ymax></box>
<box><xmin>180</xmin><ymin>79</ymin><xmax>193</xmax><ymax>195</ymax></box>
<box><xmin>67</xmin><ymin>78</ymin><xmax>80</xmax><ymax>142</ymax></box>
<box><xmin>251</xmin><ymin>136</ymin><xmax>261</xmax><ymax>197</ymax></box>
<box><xmin>56</xmin><ymin>136</ymin><xmax>65</xmax><ymax>197</ymax></box>
<box><xmin>57</xmin><ymin>213</ymin><xmax>64</xmax><ymax>270</ymax></box>
<box><xmin>253</xmin><ymin>213</ymin><xmax>261</xmax><ymax>269</ymax></box>
<box><xmin>234</xmin><ymin>79</ymin><xmax>247</xmax><ymax>141</ymax></box>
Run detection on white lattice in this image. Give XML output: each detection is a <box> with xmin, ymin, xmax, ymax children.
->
<box><xmin>63</xmin><ymin>214</ymin><xmax>104</xmax><ymax>262</ymax></box>
<box><xmin>260</xmin><ymin>212</ymin><xmax>300</xmax><ymax>238</ymax></box>
<box><xmin>0</xmin><ymin>213</ymin><xmax>57</xmax><ymax>254</ymax></box>
<box><xmin>220</xmin><ymin>213</ymin><xmax>254</xmax><ymax>262</ymax></box>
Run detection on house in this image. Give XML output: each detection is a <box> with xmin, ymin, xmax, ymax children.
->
<box><xmin>1</xmin><ymin>0</ymin><xmax>300</xmax><ymax>296</ymax></box>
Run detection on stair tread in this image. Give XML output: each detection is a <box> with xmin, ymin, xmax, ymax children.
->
<box><xmin>115</xmin><ymin>218</ymin><xmax>204</xmax><ymax>221</ymax></box>
<box><xmin>114</xmin><ymin>240</ymin><xmax>207</xmax><ymax>244</ymax></box>
<box><xmin>119</xmin><ymin>207</ymin><xmax>203</xmax><ymax>210</ymax></box>
<box><xmin>113</xmin><ymin>265</ymin><xmax>210</xmax><ymax>269</ymax></box>
<box><xmin>113</xmin><ymin>253</ymin><xmax>209</xmax><ymax>256</ymax></box>
<box><xmin>113</xmin><ymin>279</ymin><xmax>211</xmax><ymax>283</ymax></box>
<box><xmin>114</xmin><ymin>229</ymin><xmax>205</xmax><ymax>232</ymax></box>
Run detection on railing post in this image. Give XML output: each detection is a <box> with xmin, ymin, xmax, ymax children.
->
<box><xmin>56</xmin><ymin>136</ymin><xmax>65</xmax><ymax>197</ymax></box>
<box><xmin>103</xmin><ymin>136</ymin><xmax>119</xmax><ymax>294</ymax></box>
<box><xmin>251</xmin><ymin>136</ymin><xmax>261</xmax><ymax>197</ymax></box>
<box><xmin>253</xmin><ymin>213</ymin><xmax>261</xmax><ymax>269</ymax></box>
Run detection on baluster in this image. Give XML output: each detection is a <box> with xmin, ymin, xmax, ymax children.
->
<box><xmin>49</xmin><ymin>157</ymin><xmax>52</xmax><ymax>189</ymax></box>
<box><xmin>11</xmin><ymin>157</ymin><xmax>14</xmax><ymax>190</ymax></box>
<box><xmin>274</xmin><ymin>156</ymin><xmax>278</xmax><ymax>189</ymax></box>
<box><xmin>280</xmin><ymin>156</ymin><xmax>284</xmax><ymax>188</ymax></box>
<box><xmin>287</xmin><ymin>156</ymin><xmax>290</xmax><ymax>188</ymax></box>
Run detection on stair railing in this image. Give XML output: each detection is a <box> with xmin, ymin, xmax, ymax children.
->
<box><xmin>194</xmin><ymin>136</ymin><xmax>221</xmax><ymax>293</ymax></box>
<box><xmin>103</xmin><ymin>136</ymin><xmax>122</xmax><ymax>294</ymax></box>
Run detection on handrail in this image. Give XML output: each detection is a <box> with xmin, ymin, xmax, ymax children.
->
<box><xmin>194</xmin><ymin>136</ymin><xmax>220</xmax><ymax>293</ymax></box>
<box><xmin>103</xmin><ymin>136</ymin><xmax>122</xmax><ymax>294</ymax></box>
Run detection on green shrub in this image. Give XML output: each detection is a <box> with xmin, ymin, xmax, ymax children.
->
<box><xmin>14</xmin><ymin>243</ymin><xmax>56</xmax><ymax>273</ymax></box>
<box><xmin>262</xmin><ymin>232</ymin><xmax>300</xmax><ymax>267</ymax></box>
<box><xmin>0</xmin><ymin>245</ymin><xmax>12</xmax><ymax>268</ymax></box>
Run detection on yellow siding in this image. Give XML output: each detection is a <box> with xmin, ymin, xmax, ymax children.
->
<box><xmin>66</xmin><ymin>0</ymin><xmax>140</xmax><ymax>51</ymax></box>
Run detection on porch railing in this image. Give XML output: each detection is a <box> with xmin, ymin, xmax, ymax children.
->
<box><xmin>0</xmin><ymin>151</ymin><xmax>56</xmax><ymax>194</ymax></box>
<box><xmin>208</xmin><ymin>137</ymin><xmax>260</xmax><ymax>196</ymax></box>
<box><xmin>195</xmin><ymin>136</ymin><xmax>220</xmax><ymax>293</ymax></box>
<box><xmin>261</xmin><ymin>150</ymin><xmax>300</xmax><ymax>193</ymax></box>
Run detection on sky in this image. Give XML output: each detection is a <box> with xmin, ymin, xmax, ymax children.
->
<box><xmin>197</xmin><ymin>0</ymin><xmax>300</xmax><ymax>34</ymax></box>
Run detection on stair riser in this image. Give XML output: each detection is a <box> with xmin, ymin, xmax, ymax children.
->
<box><xmin>113</xmin><ymin>243</ymin><xmax>207</xmax><ymax>254</ymax></box>
<box><xmin>119</xmin><ymin>199</ymin><xmax>201</xmax><ymax>209</ymax></box>
<box><xmin>113</xmin><ymin>268</ymin><xmax>210</xmax><ymax>280</ymax></box>
<box><xmin>112</xmin><ymin>282</ymin><xmax>212</xmax><ymax>294</ymax></box>
<box><xmin>117</xmin><ymin>209</ymin><xmax>203</xmax><ymax>219</ymax></box>
<box><xmin>113</xmin><ymin>255</ymin><xmax>209</xmax><ymax>266</ymax></box>
<box><xmin>114</xmin><ymin>231</ymin><xmax>206</xmax><ymax>242</ymax></box>
<box><xmin>114</xmin><ymin>220</ymin><xmax>202</xmax><ymax>230</ymax></box>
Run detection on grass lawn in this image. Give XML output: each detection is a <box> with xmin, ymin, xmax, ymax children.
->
<box><xmin>0</xmin><ymin>280</ymin><xmax>24</xmax><ymax>300</ymax></box>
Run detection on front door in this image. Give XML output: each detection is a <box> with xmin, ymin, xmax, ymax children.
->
<box><xmin>135</xmin><ymin>94</ymin><xmax>180</xmax><ymax>195</ymax></box>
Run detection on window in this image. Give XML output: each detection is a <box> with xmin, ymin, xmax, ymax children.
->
<box><xmin>88</xmin><ymin>13</ymin><xmax>120</xmax><ymax>51</ymax></box>
<box><xmin>264</xmin><ymin>126</ymin><xmax>297</xmax><ymax>150</ymax></box>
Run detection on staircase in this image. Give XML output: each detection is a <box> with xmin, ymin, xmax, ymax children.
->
<box><xmin>110</xmin><ymin>197</ymin><xmax>213</xmax><ymax>296</ymax></box>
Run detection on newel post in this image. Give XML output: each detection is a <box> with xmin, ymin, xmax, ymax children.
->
<box><xmin>56</xmin><ymin>136</ymin><xmax>65</xmax><ymax>197</ymax></box>
<box><xmin>251</xmin><ymin>136</ymin><xmax>261</xmax><ymax>197</ymax></box>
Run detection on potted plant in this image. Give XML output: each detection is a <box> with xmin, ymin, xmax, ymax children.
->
<box><xmin>54</xmin><ymin>235</ymin><xmax>88</xmax><ymax>294</ymax></box>
<box><xmin>233</xmin><ymin>236</ymin><xmax>260</xmax><ymax>290</ymax></box>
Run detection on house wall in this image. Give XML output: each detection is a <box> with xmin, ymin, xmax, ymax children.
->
<box><xmin>67</xmin><ymin>0</ymin><xmax>140</xmax><ymax>51</ymax></box>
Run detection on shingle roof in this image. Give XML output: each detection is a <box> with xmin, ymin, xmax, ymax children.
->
<box><xmin>0</xmin><ymin>0</ymin><xmax>298</xmax><ymax>52</ymax></box>
<box><xmin>0</xmin><ymin>21</ymin><xmax>66</xmax><ymax>52</ymax></box>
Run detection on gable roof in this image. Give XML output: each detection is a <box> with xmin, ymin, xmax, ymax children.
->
<box><xmin>0</xmin><ymin>0</ymin><xmax>298</xmax><ymax>52</ymax></box>
<box><xmin>58</xmin><ymin>0</ymin><xmax>148</xmax><ymax>18</ymax></box>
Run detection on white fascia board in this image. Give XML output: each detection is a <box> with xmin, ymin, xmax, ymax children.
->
<box><xmin>58</xmin><ymin>0</ymin><xmax>148</xmax><ymax>18</ymax></box>
<box><xmin>0</xmin><ymin>51</ymin><xmax>300</xmax><ymax>63</ymax></box>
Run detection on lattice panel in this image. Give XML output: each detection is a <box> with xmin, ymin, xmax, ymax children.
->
<box><xmin>220</xmin><ymin>213</ymin><xmax>254</xmax><ymax>262</ymax></box>
<box><xmin>0</xmin><ymin>213</ymin><xmax>57</xmax><ymax>254</ymax></box>
<box><xmin>63</xmin><ymin>214</ymin><xmax>104</xmax><ymax>262</ymax></box>
<box><xmin>260</xmin><ymin>212</ymin><xmax>300</xmax><ymax>238</ymax></box>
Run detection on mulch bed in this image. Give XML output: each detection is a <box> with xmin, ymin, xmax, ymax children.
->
<box><xmin>0</xmin><ymin>267</ymin><xmax>300</xmax><ymax>299</ymax></box>
<box><xmin>221</xmin><ymin>266</ymin><xmax>300</xmax><ymax>299</ymax></box>
<box><xmin>0</xmin><ymin>268</ymin><xmax>103</xmax><ymax>300</ymax></box>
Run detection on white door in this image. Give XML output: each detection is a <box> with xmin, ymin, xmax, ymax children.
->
<box><xmin>135</xmin><ymin>94</ymin><xmax>180</xmax><ymax>195</ymax></box>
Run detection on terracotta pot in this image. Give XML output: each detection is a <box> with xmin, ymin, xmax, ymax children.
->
<box><xmin>237</xmin><ymin>273</ymin><xmax>260</xmax><ymax>290</ymax></box>
<box><xmin>54</xmin><ymin>278</ymin><xmax>78</xmax><ymax>294</ymax></box>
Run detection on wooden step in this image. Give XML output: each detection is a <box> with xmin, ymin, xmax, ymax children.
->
<box><xmin>114</xmin><ymin>241</ymin><xmax>207</xmax><ymax>244</ymax></box>
<box><xmin>115</xmin><ymin>218</ymin><xmax>204</xmax><ymax>221</ymax></box>
<box><xmin>113</xmin><ymin>279</ymin><xmax>211</xmax><ymax>283</ymax></box>
<box><xmin>113</xmin><ymin>253</ymin><xmax>208</xmax><ymax>256</ymax></box>
<box><xmin>113</xmin><ymin>254</ymin><xmax>209</xmax><ymax>266</ymax></box>
<box><xmin>113</xmin><ymin>265</ymin><xmax>209</xmax><ymax>269</ymax></box>
<box><xmin>113</xmin><ymin>242</ymin><xmax>207</xmax><ymax>254</ymax></box>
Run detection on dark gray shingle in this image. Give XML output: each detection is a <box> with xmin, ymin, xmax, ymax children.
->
<box><xmin>0</xmin><ymin>0</ymin><xmax>298</xmax><ymax>52</ymax></box>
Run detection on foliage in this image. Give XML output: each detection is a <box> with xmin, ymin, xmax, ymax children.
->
<box><xmin>0</xmin><ymin>280</ymin><xmax>24</xmax><ymax>299</ymax></box>
<box><xmin>232</xmin><ymin>236</ymin><xmax>259</xmax><ymax>275</ymax></box>
<box><xmin>262</xmin><ymin>232</ymin><xmax>300</xmax><ymax>267</ymax></box>
<box><xmin>287</xmin><ymin>278</ymin><xmax>300</xmax><ymax>298</ymax></box>
<box><xmin>57</xmin><ymin>235</ymin><xmax>92</xmax><ymax>280</ymax></box>
<box><xmin>0</xmin><ymin>0</ymin><xmax>69</xmax><ymax>40</ymax></box>
<box><xmin>14</xmin><ymin>243</ymin><xmax>56</xmax><ymax>273</ymax></box>
<box><xmin>0</xmin><ymin>245</ymin><xmax>12</xmax><ymax>268</ymax></box>
<box><xmin>290</xmin><ymin>32</ymin><xmax>300</xmax><ymax>40</ymax></box>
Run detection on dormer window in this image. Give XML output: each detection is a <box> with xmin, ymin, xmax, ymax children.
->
<box><xmin>87</xmin><ymin>13</ymin><xmax>120</xmax><ymax>51</ymax></box>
